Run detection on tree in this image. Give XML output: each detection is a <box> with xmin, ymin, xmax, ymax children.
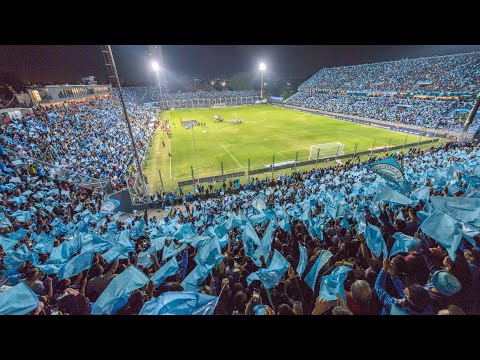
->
<box><xmin>203</xmin><ymin>82</ymin><xmax>214</xmax><ymax>92</ymax></box>
<box><xmin>229</xmin><ymin>72</ymin><xmax>252</xmax><ymax>91</ymax></box>
<box><xmin>280</xmin><ymin>86</ymin><xmax>294</xmax><ymax>100</ymax></box>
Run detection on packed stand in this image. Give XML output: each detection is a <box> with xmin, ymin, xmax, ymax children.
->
<box><xmin>299</xmin><ymin>52</ymin><xmax>480</xmax><ymax>93</ymax></box>
<box><xmin>121</xmin><ymin>87</ymin><xmax>257</xmax><ymax>106</ymax></box>
<box><xmin>0</xmin><ymin>95</ymin><xmax>159</xmax><ymax>190</ymax></box>
<box><xmin>285</xmin><ymin>92</ymin><xmax>473</xmax><ymax>131</ymax></box>
<box><xmin>1</xmin><ymin>135</ymin><xmax>480</xmax><ymax>315</ymax></box>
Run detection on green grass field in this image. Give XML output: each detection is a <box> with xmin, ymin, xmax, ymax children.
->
<box><xmin>144</xmin><ymin>105</ymin><xmax>427</xmax><ymax>192</ymax></box>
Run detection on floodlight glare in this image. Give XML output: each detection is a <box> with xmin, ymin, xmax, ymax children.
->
<box><xmin>259</xmin><ymin>63</ymin><xmax>266</xmax><ymax>71</ymax></box>
<box><xmin>152</xmin><ymin>61</ymin><xmax>160</xmax><ymax>72</ymax></box>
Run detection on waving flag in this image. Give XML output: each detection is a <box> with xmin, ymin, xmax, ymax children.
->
<box><xmin>364</xmin><ymin>223</ymin><xmax>388</xmax><ymax>259</ymax></box>
<box><xmin>3</xmin><ymin>244</ymin><xmax>32</xmax><ymax>272</ymax></box>
<box><xmin>242</xmin><ymin>220</ymin><xmax>260</xmax><ymax>245</ymax></box>
<box><xmin>57</xmin><ymin>251</ymin><xmax>94</xmax><ymax>281</ymax></box>
<box><xmin>91</xmin><ymin>266</ymin><xmax>149</xmax><ymax>315</ymax></box>
<box><xmin>162</xmin><ymin>241</ymin><xmax>187</xmax><ymax>261</ymax></box>
<box><xmin>410</xmin><ymin>186</ymin><xmax>431</xmax><ymax>202</ymax></box>
<box><xmin>0</xmin><ymin>212</ymin><xmax>12</xmax><ymax>228</ymax></box>
<box><xmin>150</xmin><ymin>257</ymin><xmax>179</xmax><ymax>288</ymax></box>
<box><xmin>194</xmin><ymin>237</ymin><xmax>223</xmax><ymax>267</ymax></box>
<box><xmin>296</xmin><ymin>243</ymin><xmax>308</xmax><ymax>277</ymax></box>
<box><xmin>10</xmin><ymin>210</ymin><xmax>31</xmax><ymax>223</ymax></box>
<box><xmin>389</xmin><ymin>233</ymin><xmax>420</xmax><ymax>257</ymax></box>
<box><xmin>139</xmin><ymin>291</ymin><xmax>218</xmax><ymax>315</ymax></box>
<box><xmin>0</xmin><ymin>235</ymin><xmax>18</xmax><ymax>252</ymax></box>
<box><xmin>368</xmin><ymin>157</ymin><xmax>410</xmax><ymax>192</ymax></box>
<box><xmin>420</xmin><ymin>210</ymin><xmax>463</xmax><ymax>261</ymax></box>
<box><xmin>304</xmin><ymin>250</ymin><xmax>333</xmax><ymax>291</ymax></box>
<box><xmin>319</xmin><ymin>265</ymin><xmax>352</xmax><ymax>302</ymax></box>
<box><xmin>376</xmin><ymin>185</ymin><xmax>413</xmax><ymax>205</ymax></box>
<box><xmin>180</xmin><ymin>263</ymin><xmax>215</xmax><ymax>291</ymax></box>
<box><xmin>429</xmin><ymin>196</ymin><xmax>480</xmax><ymax>223</ymax></box>
<box><xmin>0</xmin><ymin>283</ymin><xmax>40</xmax><ymax>315</ymax></box>
<box><xmin>246</xmin><ymin>249</ymin><xmax>290</xmax><ymax>289</ymax></box>
<box><xmin>45</xmin><ymin>240</ymin><xmax>76</xmax><ymax>265</ymax></box>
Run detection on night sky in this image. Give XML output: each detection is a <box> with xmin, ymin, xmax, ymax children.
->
<box><xmin>1</xmin><ymin>45</ymin><xmax>480</xmax><ymax>84</ymax></box>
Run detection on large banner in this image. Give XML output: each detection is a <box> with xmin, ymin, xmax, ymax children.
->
<box><xmin>367</xmin><ymin>157</ymin><xmax>411</xmax><ymax>193</ymax></box>
<box><xmin>100</xmin><ymin>198</ymin><xmax>121</xmax><ymax>214</ymax></box>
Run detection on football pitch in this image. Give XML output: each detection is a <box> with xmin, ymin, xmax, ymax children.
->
<box><xmin>144</xmin><ymin>105</ymin><xmax>425</xmax><ymax>191</ymax></box>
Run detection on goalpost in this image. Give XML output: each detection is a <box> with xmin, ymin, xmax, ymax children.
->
<box><xmin>309</xmin><ymin>142</ymin><xmax>345</xmax><ymax>159</ymax></box>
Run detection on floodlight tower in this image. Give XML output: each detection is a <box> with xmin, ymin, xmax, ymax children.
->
<box><xmin>259</xmin><ymin>62</ymin><xmax>266</xmax><ymax>99</ymax></box>
<box><xmin>152</xmin><ymin>61</ymin><xmax>165</xmax><ymax>109</ymax></box>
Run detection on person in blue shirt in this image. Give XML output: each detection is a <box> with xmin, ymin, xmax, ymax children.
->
<box><xmin>375</xmin><ymin>258</ymin><xmax>433</xmax><ymax>315</ymax></box>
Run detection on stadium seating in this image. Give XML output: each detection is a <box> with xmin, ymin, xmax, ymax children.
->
<box><xmin>285</xmin><ymin>52</ymin><xmax>480</xmax><ymax>131</ymax></box>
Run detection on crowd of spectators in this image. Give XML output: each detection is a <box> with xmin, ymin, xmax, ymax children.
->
<box><xmin>299</xmin><ymin>52</ymin><xmax>480</xmax><ymax>93</ymax></box>
<box><xmin>121</xmin><ymin>87</ymin><xmax>257</xmax><ymax>106</ymax></box>
<box><xmin>0</xmin><ymin>95</ymin><xmax>158</xmax><ymax>190</ymax></box>
<box><xmin>285</xmin><ymin>92</ymin><xmax>473</xmax><ymax>131</ymax></box>
<box><xmin>2</xmin><ymin>135</ymin><xmax>480</xmax><ymax>315</ymax></box>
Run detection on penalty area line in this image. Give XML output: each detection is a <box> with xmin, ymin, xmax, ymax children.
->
<box><xmin>222</xmin><ymin>145</ymin><xmax>243</xmax><ymax>168</ymax></box>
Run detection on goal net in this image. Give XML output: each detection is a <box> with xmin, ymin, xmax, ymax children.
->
<box><xmin>309</xmin><ymin>142</ymin><xmax>344</xmax><ymax>159</ymax></box>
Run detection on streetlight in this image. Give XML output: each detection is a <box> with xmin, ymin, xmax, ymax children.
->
<box><xmin>259</xmin><ymin>62</ymin><xmax>266</xmax><ymax>99</ymax></box>
<box><xmin>152</xmin><ymin>61</ymin><xmax>165</xmax><ymax>109</ymax></box>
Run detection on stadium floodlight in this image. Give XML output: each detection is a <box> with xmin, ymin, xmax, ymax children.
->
<box><xmin>259</xmin><ymin>63</ymin><xmax>266</xmax><ymax>99</ymax></box>
<box><xmin>152</xmin><ymin>61</ymin><xmax>160</xmax><ymax>72</ymax></box>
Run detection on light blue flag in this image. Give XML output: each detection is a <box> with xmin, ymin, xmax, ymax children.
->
<box><xmin>246</xmin><ymin>249</ymin><xmax>290</xmax><ymax>289</ymax></box>
<box><xmin>253</xmin><ymin>305</ymin><xmax>267</xmax><ymax>315</ymax></box>
<box><xmin>173</xmin><ymin>222</ymin><xmax>195</xmax><ymax>240</ymax></box>
<box><xmin>32</xmin><ymin>235</ymin><xmax>54</xmax><ymax>254</ymax></box>
<box><xmin>341</xmin><ymin>216</ymin><xmax>351</xmax><ymax>231</ymax></box>
<box><xmin>91</xmin><ymin>266</ymin><xmax>149</xmax><ymax>315</ymax></box>
<box><xmin>257</xmin><ymin>219</ymin><xmax>277</xmax><ymax>258</ymax></box>
<box><xmin>0</xmin><ymin>282</ymin><xmax>40</xmax><ymax>315</ymax></box>
<box><xmin>139</xmin><ymin>291</ymin><xmax>218</xmax><ymax>315</ymax></box>
<box><xmin>213</xmin><ymin>222</ymin><xmax>229</xmax><ymax>239</ymax></box>
<box><xmin>3</xmin><ymin>244</ymin><xmax>32</xmax><ymax>272</ymax></box>
<box><xmin>194</xmin><ymin>237</ymin><xmax>223</xmax><ymax>267</ymax></box>
<box><xmin>101</xmin><ymin>230</ymin><xmax>135</xmax><ymax>263</ymax></box>
<box><xmin>420</xmin><ymin>210</ymin><xmax>463</xmax><ymax>261</ymax></box>
<box><xmin>10</xmin><ymin>210</ymin><xmax>31</xmax><ymax>223</ymax></box>
<box><xmin>227</xmin><ymin>211</ymin><xmax>248</xmax><ymax>229</ymax></box>
<box><xmin>181</xmin><ymin>263</ymin><xmax>215</xmax><ymax>291</ymax></box>
<box><xmin>162</xmin><ymin>242</ymin><xmax>187</xmax><ymax>261</ymax></box>
<box><xmin>45</xmin><ymin>240</ymin><xmax>76</xmax><ymax>265</ymax></box>
<box><xmin>364</xmin><ymin>223</ymin><xmax>388</xmax><ymax>259</ymax></box>
<box><xmin>0</xmin><ymin>212</ymin><xmax>12</xmax><ymax>228</ymax></box>
<box><xmin>50</xmin><ymin>221</ymin><xmax>69</xmax><ymax>237</ymax></box>
<box><xmin>376</xmin><ymin>185</ymin><xmax>413</xmax><ymax>205</ymax></box>
<box><xmin>368</xmin><ymin>157</ymin><xmax>410</xmax><ymax>192</ymax></box>
<box><xmin>138</xmin><ymin>247</ymin><xmax>157</xmax><ymax>269</ymax></box>
<box><xmin>35</xmin><ymin>263</ymin><xmax>61</xmax><ymax>275</ymax></box>
<box><xmin>297</xmin><ymin>243</ymin><xmax>308</xmax><ymax>277</ymax></box>
<box><xmin>326</xmin><ymin>203</ymin><xmax>346</xmax><ymax>220</ymax></box>
<box><xmin>389</xmin><ymin>233</ymin><xmax>420</xmax><ymax>257</ymax></box>
<box><xmin>396</xmin><ymin>211</ymin><xmax>405</xmax><ymax>221</ymax></box>
<box><xmin>57</xmin><ymin>251</ymin><xmax>94</xmax><ymax>281</ymax></box>
<box><xmin>429</xmin><ymin>196</ymin><xmax>480</xmax><ymax>223</ymax></box>
<box><xmin>0</xmin><ymin>235</ymin><xmax>18</xmax><ymax>252</ymax></box>
<box><xmin>304</xmin><ymin>250</ymin><xmax>334</xmax><ymax>291</ymax></box>
<box><xmin>410</xmin><ymin>186</ymin><xmax>430</xmax><ymax>202</ymax></box>
<box><xmin>150</xmin><ymin>257</ymin><xmax>179</xmax><ymax>288</ymax></box>
<box><xmin>319</xmin><ymin>265</ymin><xmax>352</xmax><ymax>302</ymax></box>
<box><xmin>250</xmin><ymin>212</ymin><xmax>267</xmax><ymax>224</ymax></box>
<box><xmin>150</xmin><ymin>236</ymin><xmax>166</xmax><ymax>251</ymax></box>
<box><xmin>278</xmin><ymin>207</ymin><xmax>291</xmax><ymax>233</ymax></box>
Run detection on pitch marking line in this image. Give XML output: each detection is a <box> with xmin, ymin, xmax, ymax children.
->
<box><xmin>222</xmin><ymin>145</ymin><xmax>243</xmax><ymax>168</ymax></box>
<box><xmin>275</xmin><ymin>152</ymin><xmax>289</xmax><ymax>160</ymax></box>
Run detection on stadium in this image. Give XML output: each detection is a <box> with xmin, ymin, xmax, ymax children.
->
<box><xmin>0</xmin><ymin>45</ymin><xmax>480</xmax><ymax>316</ymax></box>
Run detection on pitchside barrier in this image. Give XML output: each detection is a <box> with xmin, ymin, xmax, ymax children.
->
<box><xmin>177</xmin><ymin>171</ymin><xmax>246</xmax><ymax>187</ymax></box>
<box><xmin>176</xmin><ymin>138</ymin><xmax>441</xmax><ymax>188</ymax></box>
